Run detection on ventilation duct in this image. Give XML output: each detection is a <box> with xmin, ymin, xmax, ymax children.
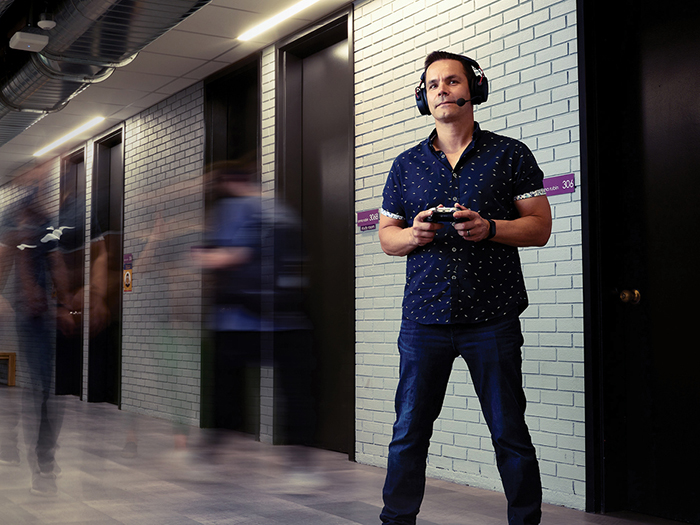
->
<box><xmin>0</xmin><ymin>0</ymin><xmax>13</xmax><ymax>19</ymax></box>
<box><xmin>0</xmin><ymin>0</ymin><xmax>212</xmax><ymax>148</ymax></box>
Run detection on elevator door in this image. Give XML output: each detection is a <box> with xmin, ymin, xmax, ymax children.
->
<box><xmin>281</xmin><ymin>19</ymin><xmax>354</xmax><ymax>455</ymax></box>
<box><xmin>56</xmin><ymin>153</ymin><xmax>86</xmax><ymax>397</ymax></box>
<box><xmin>88</xmin><ymin>133</ymin><xmax>123</xmax><ymax>404</ymax></box>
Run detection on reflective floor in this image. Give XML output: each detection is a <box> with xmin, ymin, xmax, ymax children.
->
<box><xmin>0</xmin><ymin>386</ymin><xmax>685</xmax><ymax>525</ymax></box>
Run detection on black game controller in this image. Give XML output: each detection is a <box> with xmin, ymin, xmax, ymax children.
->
<box><xmin>424</xmin><ymin>207</ymin><xmax>465</xmax><ymax>223</ymax></box>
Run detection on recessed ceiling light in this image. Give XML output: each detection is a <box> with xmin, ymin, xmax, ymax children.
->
<box><xmin>238</xmin><ymin>0</ymin><xmax>321</xmax><ymax>41</ymax></box>
<box><xmin>38</xmin><ymin>13</ymin><xmax>57</xmax><ymax>31</ymax></box>
<box><xmin>33</xmin><ymin>117</ymin><xmax>105</xmax><ymax>157</ymax></box>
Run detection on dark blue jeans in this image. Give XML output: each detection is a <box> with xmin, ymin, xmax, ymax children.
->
<box><xmin>380</xmin><ymin>313</ymin><xmax>542</xmax><ymax>525</ymax></box>
<box><xmin>19</xmin><ymin>312</ymin><xmax>64</xmax><ymax>477</ymax></box>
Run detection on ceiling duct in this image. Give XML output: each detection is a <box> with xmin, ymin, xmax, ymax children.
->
<box><xmin>0</xmin><ymin>0</ymin><xmax>212</xmax><ymax>148</ymax></box>
<box><xmin>0</xmin><ymin>0</ymin><xmax>13</xmax><ymax>19</ymax></box>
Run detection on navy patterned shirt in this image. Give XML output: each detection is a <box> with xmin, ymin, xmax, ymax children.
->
<box><xmin>381</xmin><ymin>123</ymin><xmax>546</xmax><ymax>324</ymax></box>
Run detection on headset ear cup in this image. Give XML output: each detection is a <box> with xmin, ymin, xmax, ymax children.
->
<box><xmin>470</xmin><ymin>76</ymin><xmax>489</xmax><ymax>104</ymax></box>
<box><xmin>461</xmin><ymin>56</ymin><xmax>488</xmax><ymax>105</ymax></box>
<box><xmin>415</xmin><ymin>86</ymin><xmax>430</xmax><ymax>115</ymax></box>
<box><xmin>415</xmin><ymin>72</ymin><xmax>431</xmax><ymax>115</ymax></box>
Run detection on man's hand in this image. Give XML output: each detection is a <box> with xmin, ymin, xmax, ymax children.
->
<box><xmin>378</xmin><ymin>211</ymin><xmax>444</xmax><ymax>257</ymax></box>
<box><xmin>191</xmin><ymin>246</ymin><xmax>253</xmax><ymax>269</ymax></box>
<box><xmin>453</xmin><ymin>204</ymin><xmax>490</xmax><ymax>242</ymax></box>
<box><xmin>409</xmin><ymin>209</ymin><xmax>445</xmax><ymax>246</ymax></box>
<box><xmin>452</xmin><ymin>196</ymin><xmax>552</xmax><ymax>247</ymax></box>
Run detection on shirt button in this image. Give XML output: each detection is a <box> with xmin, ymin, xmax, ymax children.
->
<box><xmin>452</xmin><ymin>196</ymin><xmax>458</xmax><ymax>202</ymax></box>
<box><xmin>452</xmin><ymin>247</ymin><xmax>457</xmax><ymax>252</ymax></box>
<box><xmin>451</xmin><ymin>275</ymin><xmax>457</xmax><ymax>280</ymax></box>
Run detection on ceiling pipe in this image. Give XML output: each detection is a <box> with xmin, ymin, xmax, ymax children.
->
<box><xmin>0</xmin><ymin>0</ymin><xmax>211</xmax><ymax>148</ymax></box>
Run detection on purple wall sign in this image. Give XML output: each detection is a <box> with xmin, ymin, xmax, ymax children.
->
<box><xmin>357</xmin><ymin>209</ymin><xmax>380</xmax><ymax>231</ymax></box>
<box><xmin>543</xmin><ymin>173</ymin><xmax>576</xmax><ymax>196</ymax></box>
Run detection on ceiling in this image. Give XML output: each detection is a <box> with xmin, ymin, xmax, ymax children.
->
<box><xmin>0</xmin><ymin>0</ymin><xmax>352</xmax><ymax>184</ymax></box>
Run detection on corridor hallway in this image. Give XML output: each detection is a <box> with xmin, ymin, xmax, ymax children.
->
<box><xmin>0</xmin><ymin>386</ymin><xmax>683</xmax><ymax>525</ymax></box>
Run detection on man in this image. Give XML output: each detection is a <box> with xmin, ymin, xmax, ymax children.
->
<box><xmin>378</xmin><ymin>51</ymin><xmax>551</xmax><ymax>525</ymax></box>
<box><xmin>0</xmin><ymin>171</ymin><xmax>73</xmax><ymax>496</ymax></box>
<box><xmin>195</xmin><ymin>159</ymin><xmax>315</xmax><ymax>460</ymax></box>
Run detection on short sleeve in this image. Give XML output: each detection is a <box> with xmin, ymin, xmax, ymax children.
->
<box><xmin>512</xmin><ymin>142</ymin><xmax>546</xmax><ymax>201</ymax></box>
<box><xmin>380</xmin><ymin>160</ymin><xmax>406</xmax><ymax>221</ymax></box>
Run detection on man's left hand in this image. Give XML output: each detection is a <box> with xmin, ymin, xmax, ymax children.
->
<box><xmin>453</xmin><ymin>204</ymin><xmax>490</xmax><ymax>242</ymax></box>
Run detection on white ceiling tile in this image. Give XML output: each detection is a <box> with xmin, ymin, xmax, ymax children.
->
<box><xmin>126</xmin><ymin>93</ymin><xmax>172</xmax><ymax>109</ymax></box>
<box><xmin>171</xmin><ymin>5</ymin><xmax>256</xmax><ymax>38</ymax></box>
<box><xmin>122</xmin><ymin>51</ymin><xmax>208</xmax><ymax>76</ymax></box>
<box><xmin>155</xmin><ymin>78</ymin><xmax>200</xmax><ymax>95</ymax></box>
<box><xmin>70</xmin><ymin>86</ymin><xmax>158</xmax><ymax>106</ymax></box>
<box><xmin>181</xmin><ymin>60</ymin><xmax>232</xmax><ymax>80</ymax></box>
<box><xmin>142</xmin><ymin>29</ymin><xmax>243</xmax><ymax>60</ymax></box>
<box><xmin>103</xmin><ymin>70</ymin><xmax>177</xmax><ymax>92</ymax></box>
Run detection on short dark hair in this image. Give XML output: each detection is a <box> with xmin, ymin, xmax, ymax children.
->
<box><xmin>424</xmin><ymin>51</ymin><xmax>476</xmax><ymax>86</ymax></box>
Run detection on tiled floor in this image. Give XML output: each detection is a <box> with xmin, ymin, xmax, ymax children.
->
<box><xmin>0</xmin><ymin>386</ymin><xmax>686</xmax><ymax>525</ymax></box>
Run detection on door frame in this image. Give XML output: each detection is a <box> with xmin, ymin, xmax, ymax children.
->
<box><xmin>57</xmin><ymin>149</ymin><xmax>87</xmax><ymax>398</ymax></box>
<box><xmin>579</xmin><ymin>0</ymin><xmax>632</xmax><ymax>511</ymax></box>
<box><xmin>89</xmin><ymin>129</ymin><xmax>125</xmax><ymax>406</ymax></box>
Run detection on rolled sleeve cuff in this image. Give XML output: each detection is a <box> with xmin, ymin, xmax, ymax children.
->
<box><xmin>514</xmin><ymin>188</ymin><xmax>547</xmax><ymax>201</ymax></box>
<box><xmin>380</xmin><ymin>208</ymin><xmax>405</xmax><ymax>221</ymax></box>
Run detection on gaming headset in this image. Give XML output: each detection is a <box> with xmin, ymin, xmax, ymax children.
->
<box><xmin>415</xmin><ymin>55</ymin><xmax>489</xmax><ymax>115</ymax></box>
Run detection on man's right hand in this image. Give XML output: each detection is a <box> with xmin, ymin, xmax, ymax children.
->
<box><xmin>379</xmin><ymin>210</ymin><xmax>443</xmax><ymax>256</ymax></box>
<box><xmin>410</xmin><ymin>208</ymin><xmax>445</xmax><ymax>247</ymax></box>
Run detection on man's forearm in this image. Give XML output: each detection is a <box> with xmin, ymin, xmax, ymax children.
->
<box><xmin>379</xmin><ymin>224</ymin><xmax>419</xmax><ymax>257</ymax></box>
<box><xmin>490</xmin><ymin>214</ymin><xmax>551</xmax><ymax>247</ymax></box>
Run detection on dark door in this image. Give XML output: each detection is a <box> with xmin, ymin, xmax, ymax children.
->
<box><xmin>280</xmin><ymin>17</ymin><xmax>355</xmax><ymax>456</ymax></box>
<box><xmin>56</xmin><ymin>152</ymin><xmax>86</xmax><ymax>397</ymax></box>
<box><xmin>581</xmin><ymin>1</ymin><xmax>700</xmax><ymax>522</ymax></box>
<box><xmin>88</xmin><ymin>132</ymin><xmax>124</xmax><ymax>405</ymax></box>
<box><xmin>202</xmin><ymin>58</ymin><xmax>260</xmax><ymax>432</ymax></box>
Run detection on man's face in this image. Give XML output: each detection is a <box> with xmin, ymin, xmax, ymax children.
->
<box><xmin>425</xmin><ymin>59</ymin><xmax>472</xmax><ymax>121</ymax></box>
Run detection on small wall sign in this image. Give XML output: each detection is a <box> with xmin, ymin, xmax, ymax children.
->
<box><xmin>543</xmin><ymin>173</ymin><xmax>576</xmax><ymax>196</ymax></box>
<box><xmin>357</xmin><ymin>209</ymin><xmax>380</xmax><ymax>231</ymax></box>
<box><xmin>123</xmin><ymin>253</ymin><xmax>133</xmax><ymax>292</ymax></box>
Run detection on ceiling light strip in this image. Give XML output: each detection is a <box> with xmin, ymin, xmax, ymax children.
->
<box><xmin>238</xmin><ymin>0</ymin><xmax>321</xmax><ymax>41</ymax></box>
<box><xmin>33</xmin><ymin>117</ymin><xmax>105</xmax><ymax>157</ymax></box>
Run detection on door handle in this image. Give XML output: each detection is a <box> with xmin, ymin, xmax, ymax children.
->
<box><xmin>619</xmin><ymin>289</ymin><xmax>641</xmax><ymax>305</ymax></box>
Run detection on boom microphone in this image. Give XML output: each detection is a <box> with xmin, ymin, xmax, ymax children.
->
<box><xmin>456</xmin><ymin>98</ymin><xmax>467</xmax><ymax>106</ymax></box>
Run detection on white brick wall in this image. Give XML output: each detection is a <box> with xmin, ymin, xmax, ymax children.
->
<box><xmin>353</xmin><ymin>0</ymin><xmax>584</xmax><ymax>509</ymax></box>
<box><xmin>259</xmin><ymin>46</ymin><xmax>277</xmax><ymax>443</ymax></box>
<box><xmin>121</xmin><ymin>83</ymin><xmax>205</xmax><ymax>426</ymax></box>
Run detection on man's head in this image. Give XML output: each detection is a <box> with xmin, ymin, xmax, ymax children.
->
<box><xmin>423</xmin><ymin>57</ymin><xmax>473</xmax><ymax>121</ymax></box>
<box><xmin>415</xmin><ymin>52</ymin><xmax>488</xmax><ymax>116</ymax></box>
<box><xmin>207</xmin><ymin>155</ymin><xmax>258</xmax><ymax>197</ymax></box>
<box><xmin>424</xmin><ymin>51</ymin><xmax>478</xmax><ymax>91</ymax></box>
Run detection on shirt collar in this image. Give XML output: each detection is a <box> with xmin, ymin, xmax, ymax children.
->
<box><xmin>426</xmin><ymin>121</ymin><xmax>482</xmax><ymax>152</ymax></box>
